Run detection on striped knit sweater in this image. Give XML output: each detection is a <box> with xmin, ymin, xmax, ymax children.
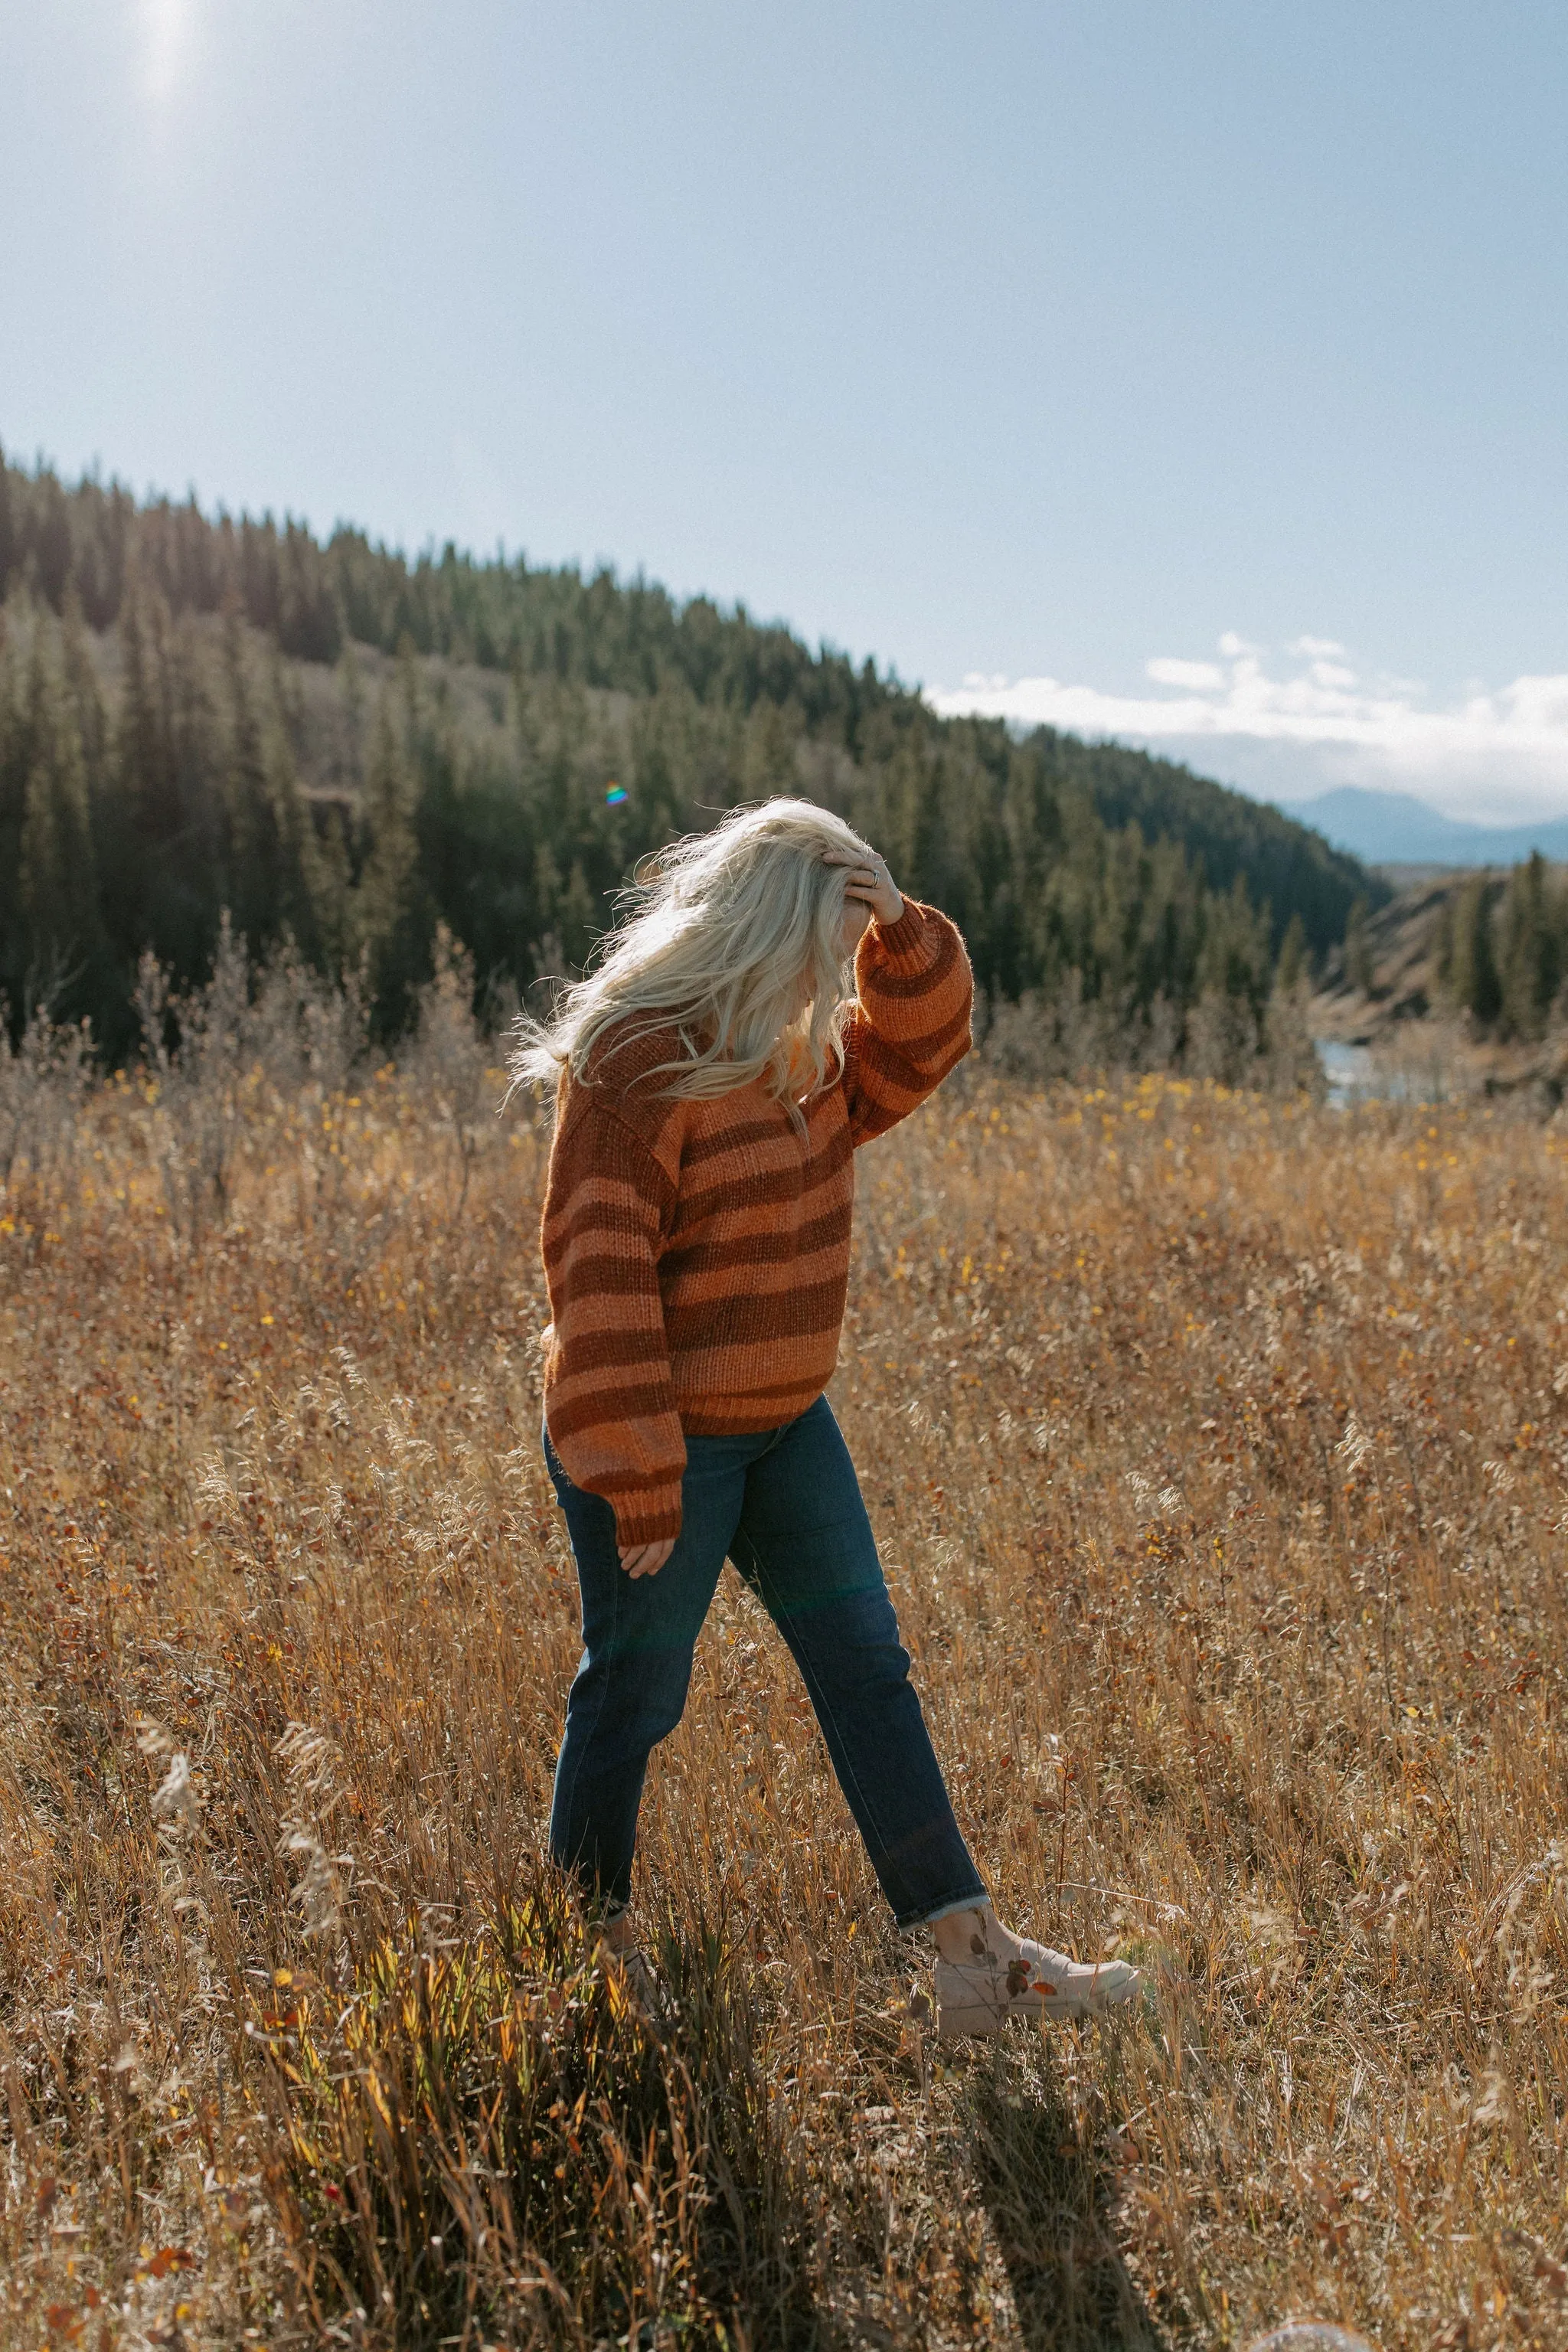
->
<box><xmin>539</xmin><ymin>897</ymin><xmax>973</xmax><ymax>1544</ymax></box>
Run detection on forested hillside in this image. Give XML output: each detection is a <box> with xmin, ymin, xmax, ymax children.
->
<box><xmin>0</xmin><ymin>447</ymin><xmax>1376</xmax><ymax>1064</ymax></box>
<box><xmin>1436</xmin><ymin>851</ymin><xmax>1568</xmax><ymax>1037</ymax></box>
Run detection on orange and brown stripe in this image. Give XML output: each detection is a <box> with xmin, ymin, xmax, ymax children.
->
<box><xmin>539</xmin><ymin>899</ymin><xmax>973</xmax><ymax>1544</ymax></box>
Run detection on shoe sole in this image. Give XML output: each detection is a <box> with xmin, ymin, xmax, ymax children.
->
<box><xmin>935</xmin><ymin>1983</ymin><xmax>1141</xmax><ymax>2040</ymax></box>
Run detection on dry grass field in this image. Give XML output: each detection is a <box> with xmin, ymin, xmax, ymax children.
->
<box><xmin>3</xmin><ymin>1009</ymin><xmax>1567</xmax><ymax>2350</ymax></box>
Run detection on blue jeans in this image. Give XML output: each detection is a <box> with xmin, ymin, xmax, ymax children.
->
<box><xmin>544</xmin><ymin>1394</ymin><xmax>986</xmax><ymax>1932</ymax></box>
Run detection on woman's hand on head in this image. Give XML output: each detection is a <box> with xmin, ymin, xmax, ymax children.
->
<box><xmin>619</xmin><ymin>1536</ymin><xmax>677</xmax><ymax>1579</ymax></box>
<box><xmin>823</xmin><ymin>848</ymin><xmax>904</xmax><ymax>939</ymax></box>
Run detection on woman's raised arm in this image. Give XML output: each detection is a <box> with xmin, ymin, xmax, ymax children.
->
<box><xmin>841</xmin><ymin>898</ymin><xmax>974</xmax><ymax>1148</ymax></box>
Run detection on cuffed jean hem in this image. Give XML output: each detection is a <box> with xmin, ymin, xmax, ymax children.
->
<box><xmin>895</xmin><ymin>1882</ymin><xmax>990</xmax><ymax>1935</ymax></box>
<box><xmin>564</xmin><ymin>1864</ymin><xmax>632</xmax><ymax>1927</ymax></box>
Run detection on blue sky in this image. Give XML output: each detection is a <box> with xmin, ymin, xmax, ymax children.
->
<box><xmin>4</xmin><ymin>1</ymin><xmax>1566</xmax><ymax>818</ymax></box>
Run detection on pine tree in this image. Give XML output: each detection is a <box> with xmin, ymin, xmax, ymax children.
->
<box><xmin>60</xmin><ymin>586</ymin><xmax>108</xmax><ymax>799</ymax></box>
<box><xmin>0</xmin><ymin>443</ymin><xmax>15</xmax><ymax>595</ymax></box>
<box><xmin>19</xmin><ymin>632</ymin><xmax>100</xmax><ymax>1000</ymax></box>
<box><xmin>1497</xmin><ymin>851</ymin><xmax>1562</xmax><ymax>1040</ymax></box>
<box><xmin>353</xmin><ymin>696</ymin><xmax>422</xmax><ymax>1024</ymax></box>
<box><xmin>1445</xmin><ymin>875</ymin><xmax>1502</xmax><ymax>1024</ymax></box>
<box><xmin>740</xmin><ymin>698</ymin><xmax>800</xmax><ymax>801</ymax></box>
<box><xmin>263</xmin><ymin>642</ymin><xmax>326</xmax><ymax>960</ymax></box>
<box><xmin>116</xmin><ymin>584</ymin><xmax>166</xmax><ymax>822</ymax></box>
<box><xmin>311</xmin><ymin>805</ymin><xmax>354</xmax><ymax>974</ymax></box>
<box><xmin>221</xmin><ymin>609</ymin><xmax>283</xmax><ymax>944</ymax></box>
<box><xmin>1275</xmin><ymin>911</ymin><xmax>1308</xmax><ymax>994</ymax></box>
<box><xmin>126</xmin><ymin>608</ymin><xmax>228</xmax><ymax>1005</ymax></box>
<box><xmin>558</xmin><ymin>858</ymin><xmax>600</xmax><ymax>970</ymax></box>
<box><xmin>0</xmin><ymin>609</ymin><xmax>26</xmax><ymax>1006</ymax></box>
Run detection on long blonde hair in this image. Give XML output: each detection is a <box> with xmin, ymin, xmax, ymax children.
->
<box><xmin>509</xmin><ymin>797</ymin><xmax>878</xmax><ymax>1106</ymax></box>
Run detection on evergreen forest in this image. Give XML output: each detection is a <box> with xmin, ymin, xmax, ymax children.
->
<box><xmin>1436</xmin><ymin>851</ymin><xmax>1568</xmax><ymax>1039</ymax></box>
<box><xmin>0</xmin><ymin>446</ymin><xmax>1381</xmax><ymax>1067</ymax></box>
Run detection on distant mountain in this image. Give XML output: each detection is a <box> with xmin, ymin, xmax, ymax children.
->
<box><xmin>1283</xmin><ymin>786</ymin><xmax>1568</xmax><ymax>869</ymax></box>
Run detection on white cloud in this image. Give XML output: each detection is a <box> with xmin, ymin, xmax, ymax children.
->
<box><xmin>928</xmin><ymin>636</ymin><xmax>1568</xmax><ymax>823</ymax></box>
<box><xmin>1146</xmin><ymin>658</ymin><xmax>1225</xmax><ymax>690</ymax></box>
<box><xmin>1289</xmin><ymin>635</ymin><xmax>1347</xmax><ymax>658</ymax></box>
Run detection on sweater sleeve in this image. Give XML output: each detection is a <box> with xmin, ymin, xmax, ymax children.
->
<box><xmin>540</xmin><ymin>1094</ymin><xmax>686</xmax><ymax>1547</ymax></box>
<box><xmin>841</xmin><ymin>898</ymin><xmax>974</xmax><ymax>1148</ymax></box>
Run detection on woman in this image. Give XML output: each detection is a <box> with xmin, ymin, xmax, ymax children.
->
<box><xmin>514</xmin><ymin>798</ymin><xmax>1139</xmax><ymax>2037</ymax></box>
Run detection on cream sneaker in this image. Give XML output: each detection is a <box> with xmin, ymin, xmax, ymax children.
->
<box><xmin>596</xmin><ymin>1941</ymin><xmax>670</xmax><ymax>2035</ymax></box>
<box><xmin>933</xmin><ymin>1937</ymin><xmax>1142</xmax><ymax>2038</ymax></box>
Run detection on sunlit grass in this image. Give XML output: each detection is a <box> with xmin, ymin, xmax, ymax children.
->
<box><xmin>2</xmin><ymin>1056</ymin><xmax>1565</xmax><ymax>2347</ymax></box>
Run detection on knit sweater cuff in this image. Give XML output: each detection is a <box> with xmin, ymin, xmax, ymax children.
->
<box><xmin>609</xmin><ymin>1481</ymin><xmax>684</xmax><ymax>1550</ymax></box>
<box><xmin>871</xmin><ymin>898</ymin><xmax>934</xmax><ymax>969</ymax></box>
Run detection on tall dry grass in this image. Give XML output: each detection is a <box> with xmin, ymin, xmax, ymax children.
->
<box><xmin>1</xmin><ymin>1020</ymin><xmax>1566</xmax><ymax>2349</ymax></box>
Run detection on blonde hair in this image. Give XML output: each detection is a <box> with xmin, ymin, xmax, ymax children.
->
<box><xmin>509</xmin><ymin>797</ymin><xmax>878</xmax><ymax>1107</ymax></box>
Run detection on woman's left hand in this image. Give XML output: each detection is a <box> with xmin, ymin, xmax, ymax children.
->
<box><xmin>823</xmin><ymin>848</ymin><xmax>904</xmax><ymax>928</ymax></box>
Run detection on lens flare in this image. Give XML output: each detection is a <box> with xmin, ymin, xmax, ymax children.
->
<box><xmin>142</xmin><ymin>0</ymin><xmax>194</xmax><ymax>108</ymax></box>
